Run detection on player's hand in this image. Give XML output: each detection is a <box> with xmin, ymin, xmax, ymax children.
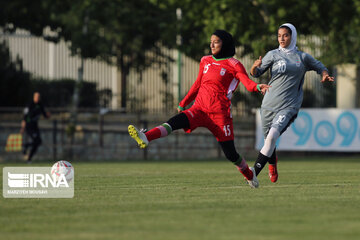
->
<box><xmin>177</xmin><ymin>108</ymin><xmax>182</xmax><ymax>113</ymax></box>
<box><xmin>321</xmin><ymin>71</ymin><xmax>335</xmax><ymax>83</ymax></box>
<box><xmin>259</xmin><ymin>84</ymin><xmax>271</xmax><ymax>95</ymax></box>
<box><xmin>253</xmin><ymin>56</ymin><xmax>262</xmax><ymax>68</ymax></box>
<box><xmin>251</xmin><ymin>56</ymin><xmax>262</xmax><ymax>76</ymax></box>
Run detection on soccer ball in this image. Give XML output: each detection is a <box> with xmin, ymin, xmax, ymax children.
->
<box><xmin>51</xmin><ymin>160</ymin><xmax>74</xmax><ymax>182</ymax></box>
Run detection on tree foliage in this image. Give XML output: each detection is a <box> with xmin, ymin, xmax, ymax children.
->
<box><xmin>1</xmin><ymin>0</ymin><xmax>178</xmax><ymax>108</ymax></box>
<box><xmin>251</xmin><ymin>0</ymin><xmax>360</xmax><ymax>65</ymax></box>
<box><xmin>2</xmin><ymin>0</ymin><xmax>360</xmax><ymax>64</ymax></box>
<box><xmin>0</xmin><ymin>40</ymin><xmax>32</xmax><ymax>106</ymax></box>
<box><xmin>1</xmin><ymin>0</ymin><xmax>360</xmax><ymax>114</ymax></box>
<box><xmin>172</xmin><ymin>0</ymin><xmax>360</xmax><ymax>65</ymax></box>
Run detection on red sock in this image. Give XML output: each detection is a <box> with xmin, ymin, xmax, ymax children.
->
<box><xmin>238</xmin><ymin>167</ymin><xmax>253</xmax><ymax>180</ymax></box>
<box><xmin>145</xmin><ymin>128</ymin><xmax>161</xmax><ymax>142</ymax></box>
<box><xmin>145</xmin><ymin>124</ymin><xmax>172</xmax><ymax>142</ymax></box>
<box><xmin>236</xmin><ymin>159</ymin><xmax>253</xmax><ymax>180</ymax></box>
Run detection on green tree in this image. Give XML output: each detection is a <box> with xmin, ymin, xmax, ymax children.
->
<box><xmin>0</xmin><ymin>0</ymin><xmax>68</xmax><ymax>42</ymax></box>
<box><xmin>168</xmin><ymin>0</ymin><xmax>360</xmax><ymax>65</ymax></box>
<box><xmin>56</xmin><ymin>0</ymin><xmax>177</xmax><ymax>110</ymax></box>
<box><xmin>3</xmin><ymin>0</ymin><xmax>360</xmax><ymax>64</ymax></box>
<box><xmin>252</xmin><ymin>0</ymin><xmax>360</xmax><ymax>65</ymax></box>
<box><xmin>0</xmin><ymin>0</ymin><xmax>177</xmax><ymax>110</ymax></box>
<box><xmin>169</xmin><ymin>0</ymin><xmax>266</xmax><ymax>60</ymax></box>
<box><xmin>0</xmin><ymin>41</ymin><xmax>32</xmax><ymax>106</ymax></box>
<box><xmin>2</xmin><ymin>0</ymin><xmax>360</xmax><ymax>110</ymax></box>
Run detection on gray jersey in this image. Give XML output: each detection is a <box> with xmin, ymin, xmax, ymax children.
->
<box><xmin>254</xmin><ymin>49</ymin><xmax>328</xmax><ymax>111</ymax></box>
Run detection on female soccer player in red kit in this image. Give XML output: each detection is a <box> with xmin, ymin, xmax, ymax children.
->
<box><xmin>129</xmin><ymin>30</ymin><xmax>270</xmax><ymax>188</ymax></box>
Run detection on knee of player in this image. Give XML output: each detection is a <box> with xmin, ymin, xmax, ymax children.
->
<box><xmin>166</xmin><ymin>113</ymin><xmax>190</xmax><ymax>131</ymax></box>
<box><xmin>265</xmin><ymin>128</ymin><xmax>280</xmax><ymax>145</ymax></box>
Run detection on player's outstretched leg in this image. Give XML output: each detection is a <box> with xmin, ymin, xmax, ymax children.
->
<box><xmin>268</xmin><ymin>149</ymin><xmax>278</xmax><ymax>182</ymax></box>
<box><xmin>128</xmin><ymin>113</ymin><xmax>189</xmax><ymax>149</ymax></box>
<box><xmin>128</xmin><ymin>125</ymin><xmax>149</xmax><ymax>149</ymax></box>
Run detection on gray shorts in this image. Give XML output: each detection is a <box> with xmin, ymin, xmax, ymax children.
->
<box><xmin>260</xmin><ymin>108</ymin><xmax>299</xmax><ymax>138</ymax></box>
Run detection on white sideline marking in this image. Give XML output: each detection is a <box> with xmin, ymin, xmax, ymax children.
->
<box><xmin>114</xmin><ymin>183</ymin><xmax>356</xmax><ymax>190</ymax></box>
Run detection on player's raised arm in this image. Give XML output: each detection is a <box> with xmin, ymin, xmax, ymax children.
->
<box><xmin>250</xmin><ymin>56</ymin><xmax>262</xmax><ymax>76</ymax></box>
<box><xmin>178</xmin><ymin>59</ymin><xmax>204</xmax><ymax>111</ymax></box>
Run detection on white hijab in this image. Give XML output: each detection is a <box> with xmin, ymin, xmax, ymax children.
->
<box><xmin>278</xmin><ymin>23</ymin><xmax>297</xmax><ymax>53</ymax></box>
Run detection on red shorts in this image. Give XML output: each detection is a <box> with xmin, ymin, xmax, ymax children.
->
<box><xmin>183</xmin><ymin>106</ymin><xmax>234</xmax><ymax>142</ymax></box>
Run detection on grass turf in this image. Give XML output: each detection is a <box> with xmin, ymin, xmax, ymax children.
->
<box><xmin>1</xmin><ymin>157</ymin><xmax>360</xmax><ymax>240</ymax></box>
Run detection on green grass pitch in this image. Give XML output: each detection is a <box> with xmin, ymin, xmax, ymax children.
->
<box><xmin>1</xmin><ymin>157</ymin><xmax>360</xmax><ymax>240</ymax></box>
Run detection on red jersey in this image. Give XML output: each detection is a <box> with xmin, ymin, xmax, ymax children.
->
<box><xmin>179</xmin><ymin>55</ymin><xmax>259</xmax><ymax>114</ymax></box>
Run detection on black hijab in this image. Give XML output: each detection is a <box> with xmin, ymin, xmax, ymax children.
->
<box><xmin>212</xmin><ymin>30</ymin><xmax>235</xmax><ymax>59</ymax></box>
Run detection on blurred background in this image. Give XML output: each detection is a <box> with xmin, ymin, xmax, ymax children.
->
<box><xmin>1</xmin><ymin>0</ymin><xmax>359</xmax><ymax>161</ymax></box>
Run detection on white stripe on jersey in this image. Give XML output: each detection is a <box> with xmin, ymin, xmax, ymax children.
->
<box><xmin>226</xmin><ymin>78</ymin><xmax>239</xmax><ymax>100</ymax></box>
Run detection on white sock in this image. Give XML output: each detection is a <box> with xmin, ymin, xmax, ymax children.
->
<box><xmin>260</xmin><ymin>127</ymin><xmax>280</xmax><ymax>157</ymax></box>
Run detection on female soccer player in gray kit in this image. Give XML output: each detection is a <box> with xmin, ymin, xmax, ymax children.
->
<box><xmin>250</xmin><ymin>23</ymin><xmax>334</xmax><ymax>183</ymax></box>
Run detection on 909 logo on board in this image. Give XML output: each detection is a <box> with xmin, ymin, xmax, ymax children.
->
<box><xmin>256</xmin><ymin>109</ymin><xmax>360</xmax><ymax>151</ymax></box>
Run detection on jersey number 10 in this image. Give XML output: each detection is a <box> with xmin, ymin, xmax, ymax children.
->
<box><xmin>277</xmin><ymin>61</ymin><xmax>286</xmax><ymax>73</ymax></box>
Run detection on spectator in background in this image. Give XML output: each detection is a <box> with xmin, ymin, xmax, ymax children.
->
<box><xmin>20</xmin><ymin>92</ymin><xmax>50</xmax><ymax>163</ymax></box>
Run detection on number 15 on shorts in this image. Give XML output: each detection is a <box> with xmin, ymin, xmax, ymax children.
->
<box><xmin>223</xmin><ymin>125</ymin><xmax>231</xmax><ymax>136</ymax></box>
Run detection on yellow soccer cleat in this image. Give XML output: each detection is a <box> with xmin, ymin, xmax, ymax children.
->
<box><xmin>128</xmin><ymin>125</ymin><xmax>149</xmax><ymax>149</ymax></box>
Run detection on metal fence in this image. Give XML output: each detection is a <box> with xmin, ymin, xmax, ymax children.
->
<box><xmin>0</xmin><ymin>107</ymin><xmax>257</xmax><ymax>161</ymax></box>
<box><xmin>1</xmin><ymin>29</ymin><xmax>334</xmax><ymax>116</ymax></box>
